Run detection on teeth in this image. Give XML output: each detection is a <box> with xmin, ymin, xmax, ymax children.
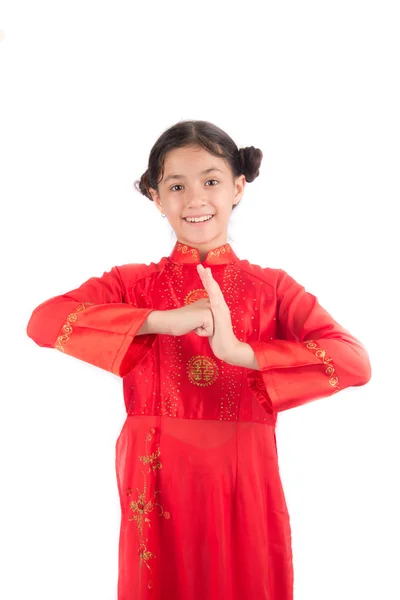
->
<box><xmin>185</xmin><ymin>215</ymin><xmax>213</xmax><ymax>223</ymax></box>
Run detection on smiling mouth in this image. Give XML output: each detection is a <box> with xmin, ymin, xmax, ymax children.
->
<box><xmin>183</xmin><ymin>215</ymin><xmax>215</xmax><ymax>224</ymax></box>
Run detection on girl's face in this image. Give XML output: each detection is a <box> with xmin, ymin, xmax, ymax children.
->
<box><xmin>149</xmin><ymin>145</ymin><xmax>245</xmax><ymax>259</ymax></box>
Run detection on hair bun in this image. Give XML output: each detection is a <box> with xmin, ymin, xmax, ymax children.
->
<box><xmin>238</xmin><ymin>146</ymin><xmax>263</xmax><ymax>183</ymax></box>
<box><xmin>134</xmin><ymin>170</ymin><xmax>152</xmax><ymax>200</ymax></box>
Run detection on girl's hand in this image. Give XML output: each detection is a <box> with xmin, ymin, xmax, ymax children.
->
<box><xmin>196</xmin><ymin>263</ymin><xmax>240</xmax><ymax>361</ymax></box>
<box><xmin>167</xmin><ymin>298</ymin><xmax>214</xmax><ymax>337</ymax></box>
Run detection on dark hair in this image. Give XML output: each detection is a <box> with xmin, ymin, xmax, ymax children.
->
<box><xmin>134</xmin><ymin>120</ymin><xmax>263</xmax><ymax>211</ymax></box>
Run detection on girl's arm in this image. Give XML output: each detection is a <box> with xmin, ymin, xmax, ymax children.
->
<box><xmin>26</xmin><ymin>265</ymin><xmax>158</xmax><ymax>377</ymax></box>
<box><xmin>245</xmin><ymin>269</ymin><xmax>371</xmax><ymax>413</ymax></box>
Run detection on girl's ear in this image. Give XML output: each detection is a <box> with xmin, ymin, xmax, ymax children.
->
<box><xmin>234</xmin><ymin>174</ymin><xmax>246</xmax><ymax>203</ymax></box>
<box><xmin>149</xmin><ymin>188</ymin><xmax>164</xmax><ymax>214</ymax></box>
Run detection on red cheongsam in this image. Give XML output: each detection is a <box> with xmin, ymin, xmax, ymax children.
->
<box><xmin>26</xmin><ymin>241</ymin><xmax>371</xmax><ymax>600</ymax></box>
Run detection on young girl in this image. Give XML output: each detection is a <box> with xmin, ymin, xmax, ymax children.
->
<box><xmin>26</xmin><ymin>119</ymin><xmax>371</xmax><ymax>600</ymax></box>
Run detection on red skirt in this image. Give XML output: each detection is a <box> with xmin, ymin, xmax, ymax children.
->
<box><xmin>115</xmin><ymin>415</ymin><xmax>294</xmax><ymax>600</ymax></box>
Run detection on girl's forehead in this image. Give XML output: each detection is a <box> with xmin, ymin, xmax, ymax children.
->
<box><xmin>163</xmin><ymin>146</ymin><xmax>227</xmax><ymax>173</ymax></box>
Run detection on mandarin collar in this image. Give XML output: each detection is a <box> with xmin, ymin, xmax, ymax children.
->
<box><xmin>168</xmin><ymin>241</ymin><xmax>240</xmax><ymax>266</ymax></box>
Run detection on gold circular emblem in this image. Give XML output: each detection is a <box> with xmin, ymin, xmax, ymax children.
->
<box><xmin>184</xmin><ymin>288</ymin><xmax>209</xmax><ymax>305</ymax></box>
<box><xmin>187</xmin><ymin>355</ymin><xmax>219</xmax><ymax>386</ymax></box>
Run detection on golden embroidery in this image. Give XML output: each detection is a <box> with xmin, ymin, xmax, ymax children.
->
<box><xmin>206</xmin><ymin>243</ymin><xmax>232</xmax><ymax>260</ymax></box>
<box><xmin>184</xmin><ymin>288</ymin><xmax>209</xmax><ymax>305</ymax></box>
<box><xmin>187</xmin><ymin>355</ymin><xmax>219</xmax><ymax>386</ymax></box>
<box><xmin>126</xmin><ymin>427</ymin><xmax>170</xmax><ymax>591</ymax></box>
<box><xmin>139</xmin><ymin>447</ymin><xmax>162</xmax><ymax>471</ymax></box>
<box><xmin>174</xmin><ymin>242</ymin><xmax>232</xmax><ymax>264</ymax></box>
<box><xmin>176</xmin><ymin>243</ymin><xmax>198</xmax><ymax>260</ymax></box>
<box><xmin>55</xmin><ymin>302</ymin><xmax>94</xmax><ymax>352</ymax></box>
<box><xmin>304</xmin><ymin>340</ymin><xmax>341</xmax><ymax>392</ymax></box>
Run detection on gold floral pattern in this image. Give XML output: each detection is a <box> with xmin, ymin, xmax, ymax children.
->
<box><xmin>125</xmin><ymin>428</ymin><xmax>170</xmax><ymax>591</ymax></box>
<box><xmin>139</xmin><ymin>447</ymin><xmax>162</xmax><ymax>471</ymax></box>
<box><xmin>54</xmin><ymin>302</ymin><xmax>94</xmax><ymax>352</ymax></box>
<box><xmin>304</xmin><ymin>340</ymin><xmax>341</xmax><ymax>393</ymax></box>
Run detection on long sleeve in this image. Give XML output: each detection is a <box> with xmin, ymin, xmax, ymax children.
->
<box><xmin>246</xmin><ymin>269</ymin><xmax>371</xmax><ymax>413</ymax></box>
<box><xmin>26</xmin><ymin>265</ymin><xmax>157</xmax><ymax>377</ymax></box>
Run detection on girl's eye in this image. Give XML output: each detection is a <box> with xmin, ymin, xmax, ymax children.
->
<box><xmin>170</xmin><ymin>180</ymin><xmax>218</xmax><ymax>192</ymax></box>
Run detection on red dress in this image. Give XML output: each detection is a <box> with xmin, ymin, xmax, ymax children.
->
<box><xmin>26</xmin><ymin>241</ymin><xmax>371</xmax><ymax>600</ymax></box>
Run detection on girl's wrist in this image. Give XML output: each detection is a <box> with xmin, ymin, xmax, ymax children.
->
<box><xmin>137</xmin><ymin>310</ymin><xmax>171</xmax><ymax>335</ymax></box>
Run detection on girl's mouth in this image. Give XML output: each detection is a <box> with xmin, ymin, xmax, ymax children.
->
<box><xmin>183</xmin><ymin>215</ymin><xmax>214</xmax><ymax>226</ymax></box>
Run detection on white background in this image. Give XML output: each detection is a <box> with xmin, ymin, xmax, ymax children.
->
<box><xmin>1</xmin><ymin>1</ymin><xmax>399</xmax><ymax>598</ymax></box>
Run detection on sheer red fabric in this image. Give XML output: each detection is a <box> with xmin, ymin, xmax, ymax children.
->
<box><xmin>27</xmin><ymin>241</ymin><xmax>371</xmax><ymax>600</ymax></box>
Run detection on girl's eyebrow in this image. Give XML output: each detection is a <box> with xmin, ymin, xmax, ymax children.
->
<box><xmin>163</xmin><ymin>167</ymin><xmax>224</xmax><ymax>184</ymax></box>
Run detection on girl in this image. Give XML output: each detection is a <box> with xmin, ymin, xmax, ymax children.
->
<box><xmin>26</xmin><ymin>119</ymin><xmax>371</xmax><ymax>600</ymax></box>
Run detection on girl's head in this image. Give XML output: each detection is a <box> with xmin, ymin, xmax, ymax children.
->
<box><xmin>134</xmin><ymin>120</ymin><xmax>263</xmax><ymax>255</ymax></box>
